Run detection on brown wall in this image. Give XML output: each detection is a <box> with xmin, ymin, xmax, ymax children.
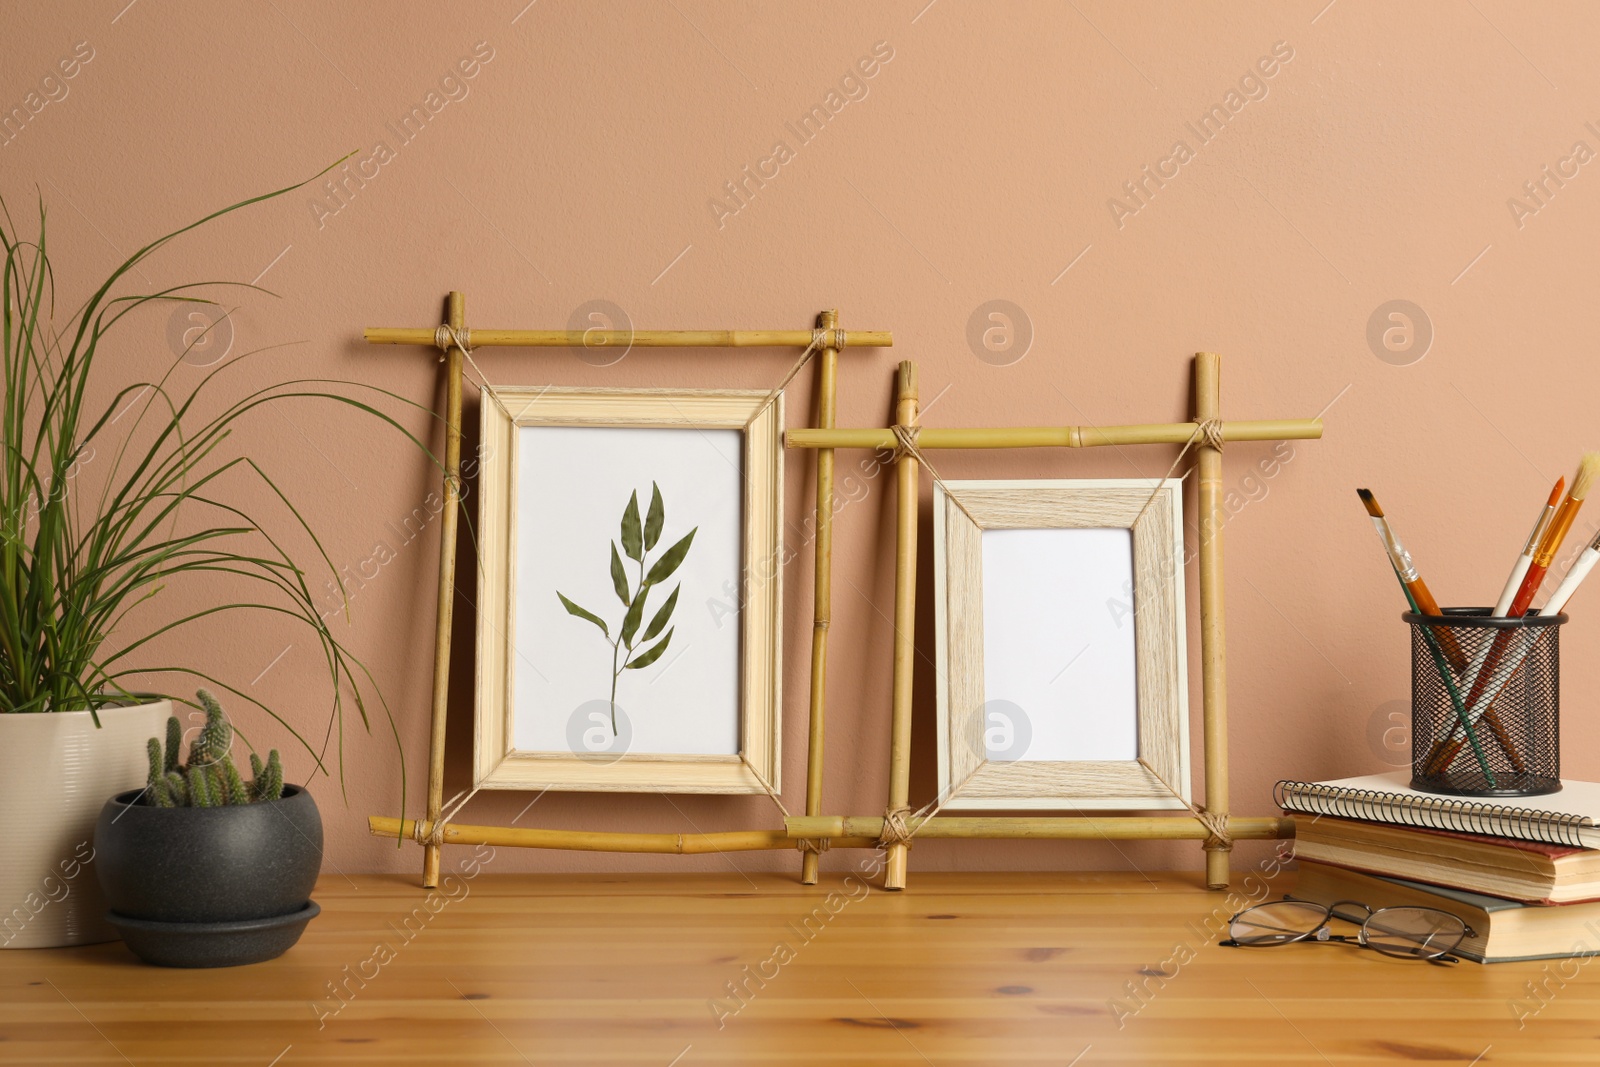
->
<box><xmin>9</xmin><ymin>1</ymin><xmax>1600</xmax><ymax>877</ymax></box>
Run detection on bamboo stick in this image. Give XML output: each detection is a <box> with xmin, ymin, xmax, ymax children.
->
<box><xmin>884</xmin><ymin>362</ymin><xmax>920</xmax><ymax>891</ymax></box>
<box><xmin>419</xmin><ymin>293</ymin><xmax>467</xmax><ymax>889</ymax></box>
<box><xmin>1195</xmin><ymin>352</ymin><xmax>1231</xmax><ymax>890</ymax></box>
<box><xmin>364</xmin><ymin>327</ymin><xmax>893</xmax><ymax>349</ymax></box>
<box><xmin>787</xmin><ymin>419</ymin><xmax>1321</xmax><ymax>451</ymax></box>
<box><xmin>369</xmin><ymin>816</ymin><xmax>877</xmax><ymax>854</ymax></box>
<box><xmin>801</xmin><ymin>311</ymin><xmax>840</xmax><ymax>886</ymax></box>
<box><xmin>783</xmin><ymin>815</ymin><xmax>1294</xmax><ymax>841</ymax></box>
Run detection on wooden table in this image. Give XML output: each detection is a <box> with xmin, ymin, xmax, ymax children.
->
<box><xmin>2</xmin><ymin>870</ymin><xmax>1593</xmax><ymax>1064</ymax></box>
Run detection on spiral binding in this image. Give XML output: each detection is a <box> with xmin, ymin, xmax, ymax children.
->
<box><xmin>1274</xmin><ymin>780</ymin><xmax>1594</xmax><ymax>848</ymax></box>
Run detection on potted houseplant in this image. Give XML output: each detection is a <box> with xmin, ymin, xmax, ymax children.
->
<box><xmin>1</xmin><ymin>165</ymin><xmax>419</xmax><ymax>948</ymax></box>
<box><xmin>96</xmin><ymin>691</ymin><xmax>321</xmax><ymax>967</ymax></box>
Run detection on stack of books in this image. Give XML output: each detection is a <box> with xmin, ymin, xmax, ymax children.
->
<box><xmin>1277</xmin><ymin>771</ymin><xmax>1600</xmax><ymax>963</ymax></box>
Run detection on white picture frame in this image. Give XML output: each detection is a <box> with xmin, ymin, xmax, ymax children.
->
<box><xmin>932</xmin><ymin>478</ymin><xmax>1190</xmax><ymax>811</ymax></box>
<box><xmin>473</xmin><ymin>387</ymin><xmax>782</xmax><ymax>794</ymax></box>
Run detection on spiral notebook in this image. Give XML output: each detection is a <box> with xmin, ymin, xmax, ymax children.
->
<box><xmin>1275</xmin><ymin>771</ymin><xmax>1600</xmax><ymax>849</ymax></box>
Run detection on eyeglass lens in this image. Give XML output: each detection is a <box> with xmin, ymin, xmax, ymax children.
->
<box><xmin>1229</xmin><ymin>901</ymin><xmax>1467</xmax><ymax>959</ymax></box>
<box><xmin>1362</xmin><ymin>907</ymin><xmax>1467</xmax><ymax>959</ymax></box>
<box><xmin>1228</xmin><ymin>901</ymin><xmax>1329</xmax><ymax>945</ymax></box>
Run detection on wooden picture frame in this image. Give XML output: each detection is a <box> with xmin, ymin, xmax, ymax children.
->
<box><xmin>932</xmin><ymin>478</ymin><xmax>1190</xmax><ymax>811</ymax></box>
<box><xmin>473</xmin><ymin>386</ymin><xmax>782</xmax><ymax>794</ymax></box>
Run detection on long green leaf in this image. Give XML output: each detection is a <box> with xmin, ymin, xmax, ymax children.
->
<box><xmin>643</xmin><ymin>482</ymin><xmax>664</xmax><ymax>551</ymax></box>
<box><xmin>557</xmin><ymin>592</ymin><xmax>609</xmax><ymax>639</ymax></box>
<box><xmin>645</xmin><ymin>528</ymin><xmax>697</xmax><ymax>585</ymax></box>
<box><xmin>624</xmin><ymin>628</ymin><xmax>673</xmax><ymax>670</ymax></box>
<box><xmin>609</xmin><ymin>541</ymin><xmax>630</xmax><ymax>605</ymax></box>
<box><xmin>641</xmin><ymin>584</ymin><xmax>679</xmax><ymax>643</ymax></box>
<box><xmin>620</xmin><ymin>491</ymin><xmax>643</xmax><ymax>562</ymax></box>
<box><xmin>620</xmin><ymin>583</ymin><xmax>649</xmax><ymax>646</ymax></box>
<box><xmin>0</xmin><ymin>164</ymin><xmax>414</xmax><ymax>826</ymax></box>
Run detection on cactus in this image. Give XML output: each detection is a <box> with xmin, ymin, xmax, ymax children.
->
<box><xmin>188</xmin><ymin>688</ymin><xmax>232</xmax><ymax>767</ymax></box>
<box><xmin>164</xmin><ymin>716</ymin><xmax>182</xmax><ymax>773</ymax></box>
<box><xmin>259</xmin><ymin>750</ymin><xmax>284</xmax><ymax>802</ymax></box>
<box><xmin>188</xmin><ymin>764</ymin><xmax>215</xmax><ymax>807</ymax></box>
<box><xmin>222</xmin><ymin>756</ymin><xmax>248</xmax><ymax>805</ymax></box>
<box><xmin>146</xmin><ymin>737</ymin><xmax>178</xmax><ymax>806</ymax></box>
<box><xmin>146</xmin><ymin>737</ymin><xmax>163</xmax><ymax>785</ymax></box>
<box><xmin>139</xmin><ymin>691</ymin><xmax>290</xmax><ymax>807</ymax></box>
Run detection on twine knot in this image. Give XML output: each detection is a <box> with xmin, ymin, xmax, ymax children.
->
<box><xmin>752</xmin><ymin>328</ymin><xmax>838</xmax><ymax>423</ymax></box>
<box><xmin>1197</xmin><ymin>809</ymin><xmax>1233</xmax><ymax>850</ymax></box>
<box><xmin>797</xmin><ymin>837</ymin><xmax>830</xmax><ymax>855</ymax></box>
<box><xmin>434</xmin><ymin>324</ymin><xmax>470</xmax><ymax>362</ymax></box>
<box><xmin>812</xmin><ymin>327</ymin><xmax>846</xmax><ymax>350</ymax></box>
<box><xmin>890</xmin><ymin>425</ymin><xmax>985</xmax><ymax>528</ymax></box>
<box><xmin>1129</xmin><ymin>418</ymin><xmax>1227</xmax><ymax>530</ymax></box>
<box><xmin>1134</xmin><ymin>757</ymin><xmax>1232</xmax><ymax>849</ymax></box>
<box><xmin>877</xmin><ymin>806</ymin><xmax>915</xmax><ymax>849</ymax></box>
<box><xmin>890</xmin><ymin>423</ymin><xmax>921</xmax><ymax>462</ymax></box>
<box><xmin>411</xmin><ymin>786</ymin><xmax>479</xmax><ymax>848</ymax></box>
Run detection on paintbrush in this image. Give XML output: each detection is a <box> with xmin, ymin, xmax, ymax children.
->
<box><xmin>1357</xmin><ymin>488</ymin><xmax>1464</xmax><ymax>666</ymax></box>
<box><xmin>1461</xmin><ymin>453</ymin><xmax>1600</xmax><ymax>709</ymax></box>
<box><xmin>1438</xmin><ymin>473</ymin><xmax>1565</xmax><ymax>770</ymax></box>
<box><xmin>1357</xmin><ymin>489</ymin><xmax>1496</xmax><ymax>783</ymax></box>
<box><xmin>1543</xmin><ymin>523</ymin><xmax>1600</xmax><ymax>615</ymax></box>
<box><xmin>1494</xmin><ymin>476</ymin><xmax>1564</xmax><ymax>616</ymax></box>
<box><xmin>1452</xmin><ymin>519</ymin><xmax>1600</xmax><ymax>739</ymax></box>
<box><xmin>1433</xmin><ymin>454</ymin><xmax>1600</xmax><ymax>778</ymax></box>
<box><xmin>1503</xmin><ymin>454</ymin><xmax>1600</xmax><ymax>619</ymax></box>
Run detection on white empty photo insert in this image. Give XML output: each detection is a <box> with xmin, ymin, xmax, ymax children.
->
<box><xmin>980</xmin><ymin>527</ymin><xmax>1139</xmax><ymax>763</ymax></box>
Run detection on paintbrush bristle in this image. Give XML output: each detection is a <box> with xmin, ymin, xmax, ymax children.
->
<box><xmin>1548</xmin><ymin>477</ymin><xmax>1566</xmax><ymax>507</ymax></box>
<box><xmin>1356</xmin><ymin>488</ymin><xmax>1383</xmax><ymax>517</ymax></box>
<box><xmin>1571</xmin><ymin>454</ymin><xmax>1600</xmax><ymax>502</ymax></box>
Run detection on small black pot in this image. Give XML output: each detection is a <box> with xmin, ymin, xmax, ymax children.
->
<box><xmin>95</xmin><ymin>785</ymin><xmax>322</xmax><ymax>967</ymax></box>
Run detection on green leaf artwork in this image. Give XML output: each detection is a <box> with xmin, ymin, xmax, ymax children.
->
<box><xmin>556</xmin><ymin>482</ymin><xmax>697</xmax><ymax>734</ymax></box>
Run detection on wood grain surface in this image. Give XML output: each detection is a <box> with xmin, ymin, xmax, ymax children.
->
<box><xmin>2</xmin><ymin>870</ymin><xmax>1591</xmax><ymax>1065</ymax></box>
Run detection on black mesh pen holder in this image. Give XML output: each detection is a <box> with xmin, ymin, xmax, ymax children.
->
<box><xmin>1405</xmin><ymin>607</ymin><xmax>1564</xmax><ymax>798</ymax></box>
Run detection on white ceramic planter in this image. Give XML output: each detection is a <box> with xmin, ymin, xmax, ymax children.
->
<box><xmin>0</xmin><ymin>700</ymin><xmax>173</xmax><ymax>948</ymax></box>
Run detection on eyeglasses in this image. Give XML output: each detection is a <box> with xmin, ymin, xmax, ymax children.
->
<box><xmin>1221</xmin><ymin>898</ymin><xmax>1475</xmax><ymax>965</ymax></box>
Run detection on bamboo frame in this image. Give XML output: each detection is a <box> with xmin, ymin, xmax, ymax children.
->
<box><xmin>1195</xmin><ymin>352</ymin><xmax>1231</xmax><ymax>888</ymax></box>
<box><xmin>786</xmin><ymin>815</ymin><xmax>1294</xmax><ymax>840</ymax></box>
<box><xmin>784</xmin><ymin>353</ymin><xmax>1322</xmax><ymax>890</ymax></box>
<box><xmin>933</xmin><ymin>479</ymin><xmax>1190</xmax><ymax>811</ymax></box>
<box><xmin>883</xmin><ymin>363</ymin><xmax>920</xmax><ymax>890</ymax></box>
<box><xmin>420</xmin><ymin>292</ymin><xmax>465</xmax><ymax>887</ymax></box>
<box><xmin>368</xmin><ymin>329</ymin><xmax>893</xmax><ymax>349</ymax></box>
<box><xmin>367</xmin><ymin>301</ymin><xmax>1316</xmax><ymax>894</ymax></box>
<box><xmin>369</xmin><ymin>814</ymin><xmax>1292</xmax><ymax>847</ymax></box>
<box><xmin>471</xmin><ymin>387</ymin><xmax>783</xmax><ymax>794</ymax></box>
<box><xmin>363</xmin><ymin>296</ymin><xmax>888</xmax><ymax>887</ymax></box>
<box><xmin>787</xmin><ymin>420</ymin><xmax>1315</xmax><ymax>450</ymax></box>
<box><xmin>369</xmin><ymin>817</ymin><xmax>879</xmax><ymax>853</ymax></box>
<box><xmin>801</xmin><ymin>311</ymin><xmax>841</xmax><ymax>884</ymax></box>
